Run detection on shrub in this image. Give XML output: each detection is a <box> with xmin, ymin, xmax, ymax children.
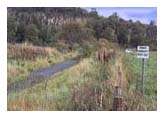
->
<box><xmin>56</xmin><ymin>22</ymin><xmax>95</xmax><ymax>44</ymax></box>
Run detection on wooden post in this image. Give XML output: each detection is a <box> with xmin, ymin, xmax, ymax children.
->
<box><xmin>113</xmin><ymin>86</ymin><xmax>123</xmax><ymax>111</ymax></box>
<box><xmin>112</xmin><ymin>66</ymin><xmax>123</xmax><ymax>111</ymax></box>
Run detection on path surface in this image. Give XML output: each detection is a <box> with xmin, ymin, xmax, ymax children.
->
<box><xmin>8</xmin><ymin>59</ymin><xmax>80</xmax><ymax>94</ymax></box>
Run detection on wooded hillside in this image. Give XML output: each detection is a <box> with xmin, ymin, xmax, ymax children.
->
<box><xmin>7</xmin><ymin>7</ymin><xmax>157</xmax><ymax>50</ymax></box>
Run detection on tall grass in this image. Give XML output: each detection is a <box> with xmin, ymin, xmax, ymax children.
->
<box><xmin>7</xmin><ymin>44</ymin><xmax>157</xmax><ymax>111</ymax></box>
<box><xmin>122</xmin><ymin>51</ymin><xmax>157</xmax><ymax>110</ymax></box>
<box><xmin>8</xmin><ymin>48</ymin><xmax>118</xmax><ymax>110</ymax></box>
<box><xmin>7</xmin><ymin>43</ymin><xmax>58</xmax><ymax>60</ymax></box>
<box><xmin>7</xmin><ymin>44</ymin><xmax>79</xmax><ymax>84</ymax></box>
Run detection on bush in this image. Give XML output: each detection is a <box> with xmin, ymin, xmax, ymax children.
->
<box><xmin>24</xmin><ymin>24</ymin><xmax>40</xmax><ymax>45</ymax></box>
<box><xmin>56</xmin><ymin>22</ymin><xmax>95</xmax><ymax>44</ymax></box>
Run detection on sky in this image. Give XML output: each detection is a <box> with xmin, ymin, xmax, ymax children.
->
<box><xmin>84</xmin><ymin>7</ymin><xmax>157</xmax><ymax>24</ymax></box>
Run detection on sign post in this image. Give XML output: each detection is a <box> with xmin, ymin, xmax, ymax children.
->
<box><xmin>137</xmin><ymin>46</ymin><xmax>149</xmax><ymax>95</ymax></box>
<box><xmin>141</xmin><ymin>58</ymin><xmax>145</xmax><ymax>94</ymax></box>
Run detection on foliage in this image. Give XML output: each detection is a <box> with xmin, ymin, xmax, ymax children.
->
<box><xmin>56</xmin><ymin>22</ymin><xmax>94</xmax><ymax>44</ymax></box>
<box><xmin>7</xmin><ymin>8</ymin><xmax>157</xmax><ymax>50</ymax></box>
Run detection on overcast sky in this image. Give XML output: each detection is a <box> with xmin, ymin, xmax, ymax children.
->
<box><xmin>83</xmin><ymin>7</ymin><xmax>157</xmax><ymax>24</ymax></box>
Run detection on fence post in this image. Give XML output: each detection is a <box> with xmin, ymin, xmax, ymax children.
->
<box><xmin>112</xmin><ymin>66</ymin><xmax>123</xmax><ymax>111</ymax></box>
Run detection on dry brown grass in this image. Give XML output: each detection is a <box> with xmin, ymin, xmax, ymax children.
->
<box><xmin>7</xmin><ymin>65</ymin><xmax>19</xmax><ymax>78</ymax></box>
<box><xmin>7</xmin><ymin>64</ymin><xmax>27</xmax><ymax>84</ymax></box>
<box><xmin>7</xmin><ymin>42</ymin><xmax>156</xmax><ymax>111</ymax></box>
<box><xmin>7</xmin><ymin>44</ymin><xmax>56</xmax><ymax>60</ymax></box>
<box><xmin>69</xmin><ymin>48</ymin><xmax>156</xmax><ymax>111</ymax></box>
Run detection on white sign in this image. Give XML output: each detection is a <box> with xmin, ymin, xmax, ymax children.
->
<box><xmin>137</xmin><ymin>46</ymin><xmax>149</xmax><ymax>59</ymax></box>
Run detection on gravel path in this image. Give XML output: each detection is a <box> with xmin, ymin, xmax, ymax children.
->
<box><xmin>7</xmin><ymin>59</ymin><xmax>79</xmax><ymax>94</ymax></box>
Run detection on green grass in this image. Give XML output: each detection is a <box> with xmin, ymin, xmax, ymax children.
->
<box><xmin>7</xmin><ymin>43</ymin><xmax>157</xmax><ymax>110</ymax></box>
<box><xmin>7</xmin><ymin>58</ymin><xmax>93</xmax><ymax>110</ymax></box>
<box><xmin>7</xmin><ymin>44</ymin><xmax>79</xmax><ymax>85</ymax></box>
<box><xmin>7</xmin><ymin>44</ymin><xmax>82</xmax><ymax>110</ymax></box>
<box><xmin>7</xmin><ymin>53</ymin><xmax>121</xmax><ymax>110</ymax></box>
<box><xmin>125</xmin><ymin>51</ymin><xmax>157</xmax><ymax>110</ymax></box>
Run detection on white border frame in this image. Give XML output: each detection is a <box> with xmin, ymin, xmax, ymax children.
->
<box><xmin>0</xmin><ymin>0</ymin><xmax>163</xmax><ymax>117</ymax></box>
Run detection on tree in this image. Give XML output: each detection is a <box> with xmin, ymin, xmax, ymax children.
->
<box><xmin>7</xmin><ymin>7</ymin><xmax>157</xmax><ymax>49</ymax></box>
<box><xmin>130</xmin><ymin>21</ymin><xmax>147</xmax><ymax>47</ymax></box>
<box><xmin>116</xmin><ymin>19</ymin><xmax>131</xmax><ymax>46</ymax></box>
<box><xmin>16</xmin><ymin>22</ymin><xmax>26</xmax><ymax>43</ymax></box>
<box><xmin>57</xmin><ymin>22</ymin><xmax>94</xmax><ymax>44</ymax></box>
<box><xmin>146</xmin><ymin>20</ymin><xmax>157</xmax><ymax>41</ymax></box>
<box><xmin>90</xmin><ymin>8</ymin><xmax>98</xmax><ymax>17</ymax></box>
<box><xmin>108</xmin><ymin>12</ymin><xmax>120</xmax><ymax>30</ymax></box>
<box><xmin>7</xmin><ymin>15</ymin><xmax>17</xmax><ymax>43</ymax></box>
<box><xmin>24</xmin><ymin>24</ymin><xmax>40</xmax><ymax>45</ymax></box>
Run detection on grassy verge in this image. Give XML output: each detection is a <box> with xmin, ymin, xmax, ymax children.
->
<box><xmin>7</xmin><ymin>44</ymin><xmax>79</xmax><ymax>85</ymax></box>
<box><xmin>7</xmin><ymin>46</ymin><xmax>122</xmax><ymax>110</ymax></box>
<box><xmin>124</xmin><ymin>51</ymin><xmax>157</xmax><ymax>110</ymax></box>
<box><xmin>7</xmin><ymin>43</ymin><xmax>157</xmax><ymax>111</ymax></box>
<box><xmin>8</xmin><ymin>58</ymin><xmax>93</xmax><ymax>110</ymax></box>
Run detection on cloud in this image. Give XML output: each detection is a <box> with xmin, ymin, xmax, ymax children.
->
<box><xmin>83</xmin><ymin>7</ymin><xmax>157</xmax><ymax>24</ymax></box>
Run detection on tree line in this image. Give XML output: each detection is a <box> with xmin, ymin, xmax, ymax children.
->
<box><xmin>7</xmin><ymin>7</ymin><xmax>157</xmax><ymax>50</ymax></box>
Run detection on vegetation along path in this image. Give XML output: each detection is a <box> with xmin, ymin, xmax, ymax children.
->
<box><xmin>7</xmin><ymin>59</ymin><xmax>80</xmax><ymax>94</ymax></box>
